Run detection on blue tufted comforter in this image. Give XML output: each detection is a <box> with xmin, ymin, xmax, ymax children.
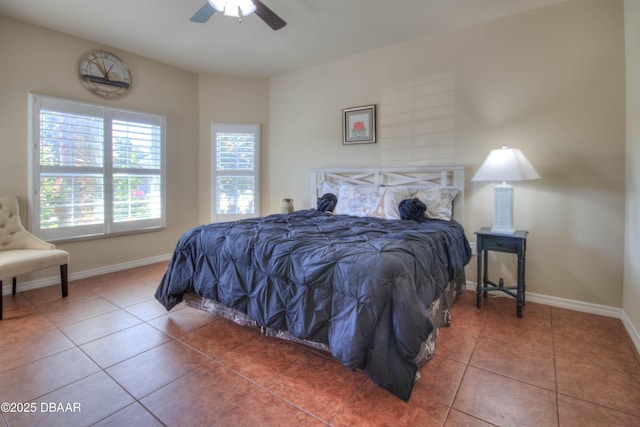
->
<box><xmin>155</xmin><ymin>210</ymin><xmax>471</xmax><ymax>400</ymax></box>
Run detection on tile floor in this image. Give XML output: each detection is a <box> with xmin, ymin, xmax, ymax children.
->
<box><xmin>1</xmin><ymin>263</ymin><xmax>639</xmax><ymax>426</ymax></box>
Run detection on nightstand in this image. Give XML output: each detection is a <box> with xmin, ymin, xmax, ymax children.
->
<box><xmin>475</xmin><ymin>227</ymin><xmax>528</xmax><ymax>317</ymax></box>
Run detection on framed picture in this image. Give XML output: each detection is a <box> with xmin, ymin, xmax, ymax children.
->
<box><xmin>343</xmin><ymin>104</ymin><xmax>376</xmax><ymax>144</ymax></box>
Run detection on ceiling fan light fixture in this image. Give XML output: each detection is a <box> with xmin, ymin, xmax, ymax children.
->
<box><xmin>208</xmin><ymin>0</ymin><xmax>256</xmax><ymax>17</ymax></box>
<box><xmin>194</xmin><ymin>0</ymin><xmax>286</xmax><ymax>30</ymax></box>
<box><xmin>208</xmin><ymin>0</ymin><xmax>226</xmax><ymax>12</ymax></box>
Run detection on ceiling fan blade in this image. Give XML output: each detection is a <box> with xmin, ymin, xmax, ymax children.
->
<box><xmin>191</xmin><ymin>2</ymin><xmax>216</xmax><ymax>23</ymax></box>
<box><xmin>252</xmin><ymin>0</ymin><xmax>287</xmax><ymax>30</ymax></box>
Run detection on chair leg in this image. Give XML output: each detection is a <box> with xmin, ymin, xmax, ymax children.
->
<box><xmin>1</xmin><ymin>268</ymin><xmax>69</xmax><ymax>320</ymax></box>
<box><xmin>60</xmin><ymin>264</ymin><xmax>68</xmax><ymax>298</ymax></box>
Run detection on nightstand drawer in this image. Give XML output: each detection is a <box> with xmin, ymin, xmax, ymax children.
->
<box><xmin>480</xmin><ymin>235</ymin><xmax>518</xmax><ymax>253</ymax></box>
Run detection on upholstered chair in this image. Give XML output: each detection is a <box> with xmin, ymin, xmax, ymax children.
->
<box><xmin>0</xmin><ymin>196</ymin><xmax>69</xmax><ymax>319</ymax></box>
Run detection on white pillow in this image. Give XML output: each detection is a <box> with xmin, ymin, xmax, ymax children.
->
<box><xmin>325</xmin><ymin>182</ymin><xmax>454</xmax><ymax>220</ymax></box>
<box><xmin>412</xmin><ymin>187</ymin><xmax>458</xmax><ymax>220</ymax></box>
<box><xmin>380</xmin><ymin>187</ymin><xmax>412</xmax><ymax>219</ymax></box>
<box><xmin>335</xmin><ymin>183</ymin><xmax>385</xmax><ymax>218</ymax></box>
<box><xmin>319</xmin><ymin>180</ymin><xmax>339</xmax><ymax>197</ymax></box>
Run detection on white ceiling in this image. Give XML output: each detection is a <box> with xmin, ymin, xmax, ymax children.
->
<box><xmin>0</xmin><ymin>0</ymin><xmax>565</xmax><ymax>77</ymax></box>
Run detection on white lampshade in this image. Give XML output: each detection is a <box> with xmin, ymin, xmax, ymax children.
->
<box><xmin>471</xmin><ymin>146</ymin><xmax>540</xmax><ymax>234</ymax></box>
<box><xmin>471</xmin><ymin>146</ymin><xmax>541</xmax><ymax>183</ymax></box>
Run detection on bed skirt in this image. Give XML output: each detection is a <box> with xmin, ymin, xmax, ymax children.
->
<box><xmin>182</xmin><ymin>271</ymin><xmax>466</xmax><ymax>375</ymax></box>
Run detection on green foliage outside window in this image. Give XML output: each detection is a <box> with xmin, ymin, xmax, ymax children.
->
<box><xmin>38</xmin><ymin>110</ymin><xmax>159</xmax><ymax>229</ymax></box>
<box><xmin>216</xmin><ymin>132</ymin><xmax>256</xmax><ymax>215</ymax></box>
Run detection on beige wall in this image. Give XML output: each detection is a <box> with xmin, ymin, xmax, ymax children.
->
<box><xmin>268</xmin><ymin>0</ymin><xmax>626</xmax><ymax>307</ymax></box>
<box><xmin>0</xmin><ymin>15</ymin><xmax>271</xmax><ymax>282</ymax></box>
<box><xmin>0</xmin><ymin>15</ymin><xmax>200</xmax><ymax>277</ymax></box>
<box><xmin>197</xmin><ymin>74</ymin><xmax>270</xmax><ymax>225</ymax></box>
<box><xmin>1</xmin><ymin>0</ymin><xmax>632</xmax><ymax>316</ymax></box>
<box><xmin>624</xmin><ymin>1</ymin><xmax>640</xmax><ymax>335</ymax></box>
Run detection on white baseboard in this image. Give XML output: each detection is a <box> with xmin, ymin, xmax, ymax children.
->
<box><xmin>464</xmin><ymin>282</ymin><xmax>640</xmax><ymax>355</ymax></box>
<box><xmin>4</xmin><ymin>268</ymin><xmax>638</xmax><ymax>357</ymax></box>
<box><xmin>621</xmin><ymin>311</ymin><xmax>640</xmax><ymax>356</ymax></box>
<box><xmin>1</xmin><ymin>253</ymin><xmax>172</xmax><ymax>296</ymax></box>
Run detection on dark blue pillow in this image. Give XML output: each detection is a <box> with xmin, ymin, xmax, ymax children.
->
<box><xmin>317</xmin><ymin>193</ymin><xmax>337</xmax><ymax>212</ymax></box>
<box><xmin>399</xmin><ymin>198</ymin><xmax>427</xmax><ymax>221</ymax></box>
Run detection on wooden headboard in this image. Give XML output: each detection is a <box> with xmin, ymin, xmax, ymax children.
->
<box><xmin>310</xmin><ymin>166</ymin><xmax>465</xmax><ymax>223</ymax></box>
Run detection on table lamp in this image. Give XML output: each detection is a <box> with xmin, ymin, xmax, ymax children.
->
<box><xmin>471</xmin><ymin>145</ymin><xmax>541</xmax><ymax>234</ymax></box>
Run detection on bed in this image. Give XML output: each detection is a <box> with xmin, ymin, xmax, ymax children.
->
<box><xmin>155</xmin><ymin>166</ymin><xmax>471</xmax><ymax>401</ymax></box>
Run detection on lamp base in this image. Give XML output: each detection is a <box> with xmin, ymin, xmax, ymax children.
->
<box><xmin>492</xmin><ymin>183</ymin><xmax>515</xmax><ymax>235</ymax></box>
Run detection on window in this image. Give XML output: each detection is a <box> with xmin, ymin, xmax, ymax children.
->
<box><xmin>29</xmin><ymin>93</ymin><xmax>166</xmax><ymax>242</ymax></box>
<box><xmin>211</xmin><ymin>123</ymin><xmax>260</xmax><ymax>222</ymax></box>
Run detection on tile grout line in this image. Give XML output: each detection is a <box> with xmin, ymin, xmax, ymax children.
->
<box><xmin>132</xmin><ymin>315</ymin><xmax>331</xmax><ymax>425</ymax></box>
<box><xmin>326</xmin><ymin>375</ymin><xmax>368</xmax><ymax>425</ymax></box>
<box><xmin>5</xmin><ymin>278</ymin><xmax>640</xmax><ymax>425</ymax></box>
<box><xmin>56</xmin><ymin>305</ymin><xmax>169</xmax><ymax>424</ymax></box>
<box><xmin>21</xmin><ymin>279</ymin><xmax>176</xmax><ymax>425</ymax></box>
<box><xmin>205</xmin><ymin>340</ymin><xmax>335</xmax><ymax>424</ymax></box>
<box><xmin>550</xmin><ymin>306</ymin><xmax>561</xmax><ymax>427</ymax></box>
<box><xmin>442</xmin><ymin>304</ymin><xmax>488</xmax><ymax>425</ymax></box>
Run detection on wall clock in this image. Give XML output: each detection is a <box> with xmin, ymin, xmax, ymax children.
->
<box><xmin>79</xmin><ymin>50</ymin><xmax>131</xmax><ymax>99</ymax></box>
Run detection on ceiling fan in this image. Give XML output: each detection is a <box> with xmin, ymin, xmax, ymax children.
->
<box><xmin>191</xmin><ymin>0</ymin><xmax>287</xmax><ymax>31</ymax></box>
